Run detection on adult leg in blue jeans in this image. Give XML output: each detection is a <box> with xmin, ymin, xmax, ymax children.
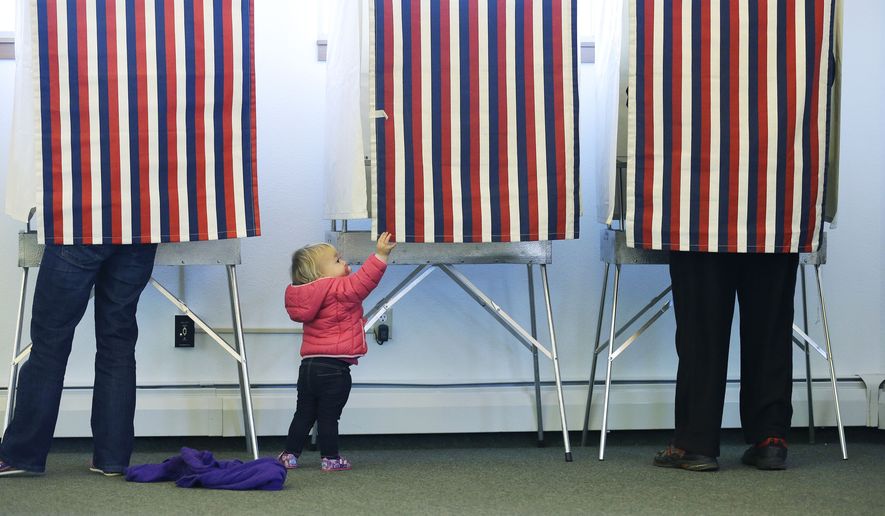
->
<box><xmin>0</xmin><ymin>244</ymin><xmax>156</xmax><ymax>474</ymax></box>
<box><xmin>91</xmin><ymin>244</ymin><xmax>157</xmax><ymax>473</ymax></box>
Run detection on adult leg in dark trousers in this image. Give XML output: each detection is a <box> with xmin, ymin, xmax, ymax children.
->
<box><xmin>0</xmin><ymin>244</ymin><xmax>156</xmax><ymax>474</ymax></box>
<box><xmin>666</xmin><ymin>251</ymin><xmax>798</xmax><ymax>462</ymax></box>
<box><xmin>737</xmin><ymin>252</ymin><xmax>798</xmax><ymax>470</ymax></box>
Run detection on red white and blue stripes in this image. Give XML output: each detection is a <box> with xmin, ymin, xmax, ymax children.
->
<box><xmin>31</xmin><ymin>0</ymin><xmax>259</xmax><ymax>245</ymax></box>
<box><xmin>626</xmin><ymin>0</ymin><xmax>834</xmax><ymax>253</ymax></box>
<box><xmin>370</xmin><ymin>0</ymin><xmax>579</xmax><ymax>243</ymax></box>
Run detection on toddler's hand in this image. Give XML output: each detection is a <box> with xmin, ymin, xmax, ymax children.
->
<box><xmin>376</xmin><ymin>232</ymin><xmax>397</xmax><ymax>258</ymax></box>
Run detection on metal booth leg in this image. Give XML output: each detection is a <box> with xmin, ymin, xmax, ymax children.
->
<box><xmin>539</xmin><ymin>265</ymin><xmax>572</xmax><ymax>462</ymax></box>
<box><xmin>599</xmin><ymin>265</ymin><xmax>621</xmax><ymax>460</ymax></box>
<box><xmin>582</xmin><ymin>262</ymin><xmax>610</xmax><ymax>447</ymax></box>
<box><xmin>227</xmin><ymin>265</ymin><xmax>259</xmax><ymax>460</ymax></box>
<box><xmin>434</xmin><ymin>264</ymin><xmax>566</xmax><ymax>459</ymax></box>
<box><xmin>814</xmin><ymin>265</ymin><xmax>847</xmax><ymax>460</ymax></box>
<box><xmin>527</xmin><ymin>265</ymin><xmax>544</xmax><ymax>447</ymax></box>
<box><xmin>3</xmin><ymin>268</ymin><xmax>30</xmax><ymax>435</ymax></box>
<box><xmin>800</xmin><ymin>265</ymin><xmax>815</xmax><ymax>443</ymax></box>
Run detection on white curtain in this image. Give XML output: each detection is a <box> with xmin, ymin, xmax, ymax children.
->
<box><xmin>322</xmin><ymin>0</ymin><xmax>369</xmax><ymax>220</ymax></box>
<box><xmin>589</xmin><ymin>0</ymin><xmax>625</xmax><ymax>224</ymax></box>
<box><xmin>5</xmin><ymin>0</ymin><xmax>37</xmax><ymax>223</ymax></box>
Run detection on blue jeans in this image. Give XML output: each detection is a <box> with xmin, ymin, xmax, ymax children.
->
<box><xmin>0</xmin><ymin>243</ymin><xmax>157</xmax><ymax>473</ymax></box>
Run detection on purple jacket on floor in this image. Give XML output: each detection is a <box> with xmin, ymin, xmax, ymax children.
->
<box><xmin>124</xmin><ymin>447</ymin><xmax>287</xmax><ymax>491</ymax></box>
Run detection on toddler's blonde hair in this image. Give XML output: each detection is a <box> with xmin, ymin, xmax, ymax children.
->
<box><xmin>290</xmin><ymin>242</ymin><xmax>335</xmax><ymax>285</ymax></box>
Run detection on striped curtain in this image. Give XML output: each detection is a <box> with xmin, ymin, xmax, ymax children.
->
<box><xmin>369</xmin><ymin>0</ymin><xmax>579</xmax><ymax>243</ymax></box>
<box><xmin>31</xmin><ymin>0</ymin><xmax>260</xmax><ymax>245</ymax></box>
<box><xmin>626</xmin><ymin>0</ymin><xmax>834</xmax><ymax>253</ymax></box>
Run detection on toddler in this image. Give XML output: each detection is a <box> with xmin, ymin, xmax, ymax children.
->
<box><xmin>278</xmin><ymin>232</ymin><xmax>396</xmax><ymax>471</ymax></box>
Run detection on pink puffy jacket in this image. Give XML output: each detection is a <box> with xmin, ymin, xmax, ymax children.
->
<box><xmin>284</xmin><ymin>254</ymin><xmax>387</xmax><ymax>359</ymax></box>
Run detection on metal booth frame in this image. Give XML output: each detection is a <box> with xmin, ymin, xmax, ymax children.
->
<box><xmin>328</xmin><ymin>224</ymin><xmax>573</xmax><ymax>462</ymax></box>
<box><xmin>5</xmin><ymin>228</ymin><xmax>259</xmax><ymax>460</ymax></box>
<box><xmin>582</xmin><ymin>165</ymin><xmax>847</xmax><ymax>461</ymax></box>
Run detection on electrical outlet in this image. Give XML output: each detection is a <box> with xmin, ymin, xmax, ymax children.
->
<box><xmin>175</xmin><ymin>315</ymin><xmax>195</xmax><ymax>348</ymax></box>
<box><xmin>372</xmin><ymin>308</ymin><xmax>393</xmax><ymax>339</ymax></box>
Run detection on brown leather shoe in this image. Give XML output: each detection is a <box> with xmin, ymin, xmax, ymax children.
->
<box><xmin>653</xmin><ymin>445</ymin><xmax>720</xmax><ymax>472</ymax></box>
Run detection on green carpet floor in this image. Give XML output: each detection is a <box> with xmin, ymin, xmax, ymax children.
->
<box><xmin>1</xmin><ymin>429</ymin><xmax>883</xmax><ymax>515</ymax></box>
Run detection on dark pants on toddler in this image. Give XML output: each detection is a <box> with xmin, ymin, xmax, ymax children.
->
<box><xmin>669</xmin><ymin>251</ymin><xmax>799</xmax><ymax>458</ymax></box>
<box><xmin>285</xmin><ymin>357</ymin><xmax>352</xmax><ymax>458</ymax></box>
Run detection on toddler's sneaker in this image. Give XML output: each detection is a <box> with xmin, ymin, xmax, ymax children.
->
<box><xmin>321</xmin><ymin>456</ymin><xmax>352</xmax><ymax>472</ymax></box>
<box><xmin>277</xmin><ymin>451</ymin><xmax>299</xmax><ymax>470</ymax></box>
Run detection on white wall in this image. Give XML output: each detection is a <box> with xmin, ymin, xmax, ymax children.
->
<box><xmin>0</xmin><ymin>0</ymin><xmax>882</xmax><ymax>439</ymax></box>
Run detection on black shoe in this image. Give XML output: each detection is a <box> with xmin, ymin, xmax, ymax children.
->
<box><xmin>653</xmin><ymin>445</ymin><xmax>719</xmax><ymax>472</ymax></box>
<box><xmin>741</xmin><ymin>438</ymin><xmax>788</xmax><ymax>470</ymax></box>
